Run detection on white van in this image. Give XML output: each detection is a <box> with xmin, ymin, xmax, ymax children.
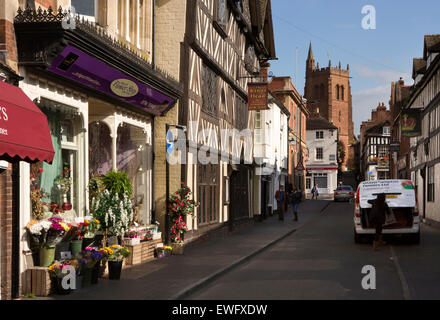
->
<box><xmin>353</xmin><ymin>180</ymin><xmax>420</xmax><ymax>244</ymax></box>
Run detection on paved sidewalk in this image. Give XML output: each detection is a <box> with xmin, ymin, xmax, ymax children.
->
<box><xmin>44</xmin><ymin>199</ymin><xmax>330</xmax><ymax>300</ymax></box>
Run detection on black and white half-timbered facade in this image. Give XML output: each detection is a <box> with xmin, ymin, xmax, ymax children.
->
<box><xmin>181</xmin><ymin>0</ymin><xmax>276</xmax><ymax>238</ymax></box>
<box><xmin>409</xmin><ymin>35</ymin><xmax>440</xmax><ymax>223</ymax></box>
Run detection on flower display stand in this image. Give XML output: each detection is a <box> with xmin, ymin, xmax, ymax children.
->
<box><xmin>171</xmin><ymin>243</ymin><xmax>184</xmax><ymax>255</ymax></box>
<box><xmin>23</xmin><ymin>267</ymin><xmax>54</xmax><ymax>297</ymax></box>
<box><xmin>125</xmin><ymin>243</ymin><xmax>142</xmax><ymax>266</ymax></box>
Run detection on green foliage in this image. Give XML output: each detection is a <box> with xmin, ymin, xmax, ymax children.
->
<box><xmin>101</xmin><ymin>170</ymin><xmax>133</xmax><ymax>199</ymax></box>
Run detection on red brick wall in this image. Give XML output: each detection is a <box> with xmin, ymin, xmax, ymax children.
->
<box><xmin>0</xmin><ymin>165</ymin><xmax>13</xmax><ymax>300</ymax></box>
<box><xmin>0</xmin><ymin>19</ymin><xmax>18</xmax><ymax>66</ymax></box>
<box><xmin>35</xmin><ymin>0</ymin><xmax>58</xmax><ymax>9</ymax></box>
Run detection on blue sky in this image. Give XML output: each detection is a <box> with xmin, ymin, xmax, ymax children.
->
<box><xmin>269</xmin><ymin>0</ymin><xmax>439</xmax><ymax>136</ymax></box>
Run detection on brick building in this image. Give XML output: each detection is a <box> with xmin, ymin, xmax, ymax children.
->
<box><xmin>389</xmin><ymin>78</ymin><xmax>412</xmax><ymax>179</ymax></box>
<box><xmin>304</xmin><ymin>43</ymin><xmax>355</xmax><ymax>171</ymax></box>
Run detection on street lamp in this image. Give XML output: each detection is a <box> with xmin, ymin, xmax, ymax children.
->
<box><xmin>165</xmin><ymin>123</ymin><xmax>187</xmax><ymax>245</ymax></box>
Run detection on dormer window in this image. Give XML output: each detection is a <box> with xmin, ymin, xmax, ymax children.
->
<box><xmin>383</xmin><ymin>126</ymin><xmax>390</xmax><ymax>136</ymax></box>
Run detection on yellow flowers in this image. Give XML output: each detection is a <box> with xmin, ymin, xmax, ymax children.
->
<box><xmin>59</xmin><ymin>222</ymin><xmax>70</xmax><ymax>232</ymax></box>
<box><xmin>84</xmin><ymin>219</ymin><xmax>90</xmax><ymax>224</ymax></box>
<box><xmin>95</xmin><ymin>219</ymin><xmax>100</xmax><ymax>224</ymax></box>
<box><xmin>165</xmin><ymin>246</ymin><xmax>173</xmax><ymax>250</ymax></box>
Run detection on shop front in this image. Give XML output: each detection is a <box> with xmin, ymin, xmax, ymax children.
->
<box><xmin>13</xmin><ymin>9</ymin><xmax>182</xmax><ymax>296</ymax></box>
<box><xmin>305</xmin><ymin>166</ymin><xmax>338</xmax><ymax>196</ymax></box>
<box><xmin>0</xmin><ymin>64</ymin><xmax>54</xmax><ymax>299</ymax></box>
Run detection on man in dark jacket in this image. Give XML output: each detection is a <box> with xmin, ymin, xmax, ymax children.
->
<box><xmin>368</xmin><ymin>193</ymin><xmax>391</xmax><ymax>251</ymax></box>
<box><xmin>292</xmin><ymin>188</ymin><xmax>302</xmax><ymax>221</ymax></box>
<box><xmin>275</xmin><ymin>185</ymin><xmax>286</xmax><ymax>221</ymax></box>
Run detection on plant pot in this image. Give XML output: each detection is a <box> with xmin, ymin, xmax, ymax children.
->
<box><xmin>91</xmin><ymin>264</ymin><xmax>100</xmax><ymax>284</ymax></box>
<box><xmin>70</xmin><ymin>240</ymin><xmax>83</xmax><ymax>256</ymax></box>
<box><xmin>53</xmin><ymin>276</ymin><xmax>72</xmax><ymax>295</ymax></box>
<box><xmin>157</xmin><ymin>252</ymin><xmax>165</xmax><ymax>259</ymax></box>
<box><xmin>171</xmin><ymin>243</ymin><xmax>184</xmax><ymax>255</ymax></box>
<box><xmin>108</xmin><ymin>260</ymin><xmax>123</xmax><ymax>280</ymax></box>
<box><xmin>74</xmin><ymin>275</ymin><xmax>83</xmax><ymax>290</ymax></box>
<box><xmin>164</xmin><ymin>251</ymin><xmax>171</xmax><ymax>257</ymax></box>
<box><xmin>55</xmin><ymin>241</ymin><xmax>70</xmax><ymax>261</ymax></box>
<box><xmin>39</xmin><ymin>245</ymin><xmax>55</xmax><ymax>267</ymax></box>
<box><xmin>81</xmin><ymin>268</ymin><xmax>92</xmax><ymax>288</ymax></box>
<box><xmin>82</xmin><ymin>238</ymin><xmax>95</xmax><ymax>250</ymax></box>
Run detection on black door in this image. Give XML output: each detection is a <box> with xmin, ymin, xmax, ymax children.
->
<box><xmin>229</xmin><ymin>166</ymin><xmax>249</xmax><ymax>228</ymax></box>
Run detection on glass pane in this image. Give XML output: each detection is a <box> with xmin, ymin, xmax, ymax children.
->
<box><xmin>89</xmin><ymin>122</ymin><xmax>112</xmax><ymax>176</ymax></box>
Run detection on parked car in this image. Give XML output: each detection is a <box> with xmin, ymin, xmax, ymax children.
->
<box><xmin>353</xmin><ymin>180</ymin><xmax>420</xmax><ymax>244</ymax></box>
<box><xmin>334</xmin><ymin>185</ymin><xmax>354</xmax><ymax>202</ymax></box>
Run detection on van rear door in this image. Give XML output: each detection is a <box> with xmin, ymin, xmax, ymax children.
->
<box><xmin>359</xmin><ymin>180</ymin><xmax>415</xmax><ymax>208</ymax></box>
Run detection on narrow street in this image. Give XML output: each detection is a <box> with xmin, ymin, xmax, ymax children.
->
<box><xmin>187</xmin><ymin>201</ymin><xmax>440</xmax><ymax>300</ymax></box>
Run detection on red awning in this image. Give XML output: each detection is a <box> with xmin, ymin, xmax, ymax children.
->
<box><xmin>0</xmin><ymin>81</ymin><xmax>54</xmax><ymax>163</ymax></box>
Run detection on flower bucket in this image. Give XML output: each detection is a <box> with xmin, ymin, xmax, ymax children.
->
<box><xmin>53</xmin><ymin>277</ymin><xmax>72</xmax><ymax>295</ymax></box>
<box><xmin>55</xmin><ymin>241</ymin><xmax>70</xmax><ymax>261</ymax></box>
<box><xmin>108</xmin><ymin>260</ymin><xmax>123</xmax><ymax>280</ymax></box>
<box><xmin>70</xmin><ymin>240</ymin><xmax>83</xmax><ymax>256</ymax></box>
<box><xmin>171</xmin><ymin>243</ymin><xmax>184</xmax><ymax>255</ymax></box>
<box><xmin>81</xmin><ymin>268</ymin><xmax>92</xmax><ymax>288</ymax></box>
<box><xmin>74</xmin><ymin>275</ymin><xmax>83</xmax><ymax>290</ymax></box>
<box><xmin>39</xmin><ymin>245</ymin><xmax>55</xmax><ymax>267</ymax></box>
<box><xmin>157</xmin><ymin>252</ymin><xmax>165</xmax><ymax>259</ymax></box>
<box><xmin>91</xmin><ymin>264</ymin><xmax>100</xmax><ymax>284</ymax></box>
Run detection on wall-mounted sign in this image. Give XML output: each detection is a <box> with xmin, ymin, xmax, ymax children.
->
<box><xmin>48</xmin><ymin>45</ymin><xmax>175</xmax><ymax>116</ymax></box>
<box><xmin>248</xmin><ymin>82</ymin><xmax>268</xmax><ymax>111</ymax></box>
<box><xmin>401</xmin><ymin>109</ymin><xmax>422</xmax><ymax>137</ymax></box>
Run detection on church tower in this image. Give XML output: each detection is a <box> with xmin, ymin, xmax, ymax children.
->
<box><xmin>304</xmin><ymin>43</ymin><xmax>355</xmax><ymax>171</ymax></box>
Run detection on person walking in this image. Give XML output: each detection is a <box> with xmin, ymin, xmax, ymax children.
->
<box><xmin>368</xmin><ymin>193</ymin><xmax>391</xmax><ymax>251</ymax></box>
<box><xmin>292</xmin><ymin>188</ymin><xmax>302</xmax><ymax>221</ymax></box>
<box><xmin>275</xmin><ymin>185</ymin><xmax>286</xmax><ymax>221</ymax></box>
<box><xmin>311</xmin><ymin>184</ymin><xmax>319</xmax><ymax>200</ymax></box>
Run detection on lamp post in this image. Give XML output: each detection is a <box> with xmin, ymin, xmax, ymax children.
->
<box><xmin>165</xmin><ymin>123</ymin><xmax>187</xmax><ymax>245</ymax></box>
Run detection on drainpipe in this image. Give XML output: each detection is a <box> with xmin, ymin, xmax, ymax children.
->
<box><xmin>151</xmin><ymin>117</ymin><xmax>156</xmax><ymax>224</ymax></box>
<box><xmin>152</xmin><ymin>0</ymin><xmax>156</xmax><ymax>68</ymax></box>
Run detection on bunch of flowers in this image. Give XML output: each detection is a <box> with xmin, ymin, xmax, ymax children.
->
<box><xmin>170</xmin><ymin>216</ymin><xmax>189</xmax><ymax>244</ymax></box>
<box><xmin>30</xmin><ymin>167</ymin><xmax>47</xmax><ymax>220</ymax></box>
<box><xmin>168</xmin><ymin>182</ymin><xmax>200</xmax><ymax>218</ymax></box>
<box><xmin>102</xmin><ymin>245</ymin><xmax>130</xmax><ymax>261</ymax></box>
<box><xmin>124</xmin><ymin>230</ymin><xmax>139</xmax><ymax>239</ymax></box>
<box><xmin>71</xmin><ymin>221</ymin><xmax>89</xmax><ymax>240</ymax></box>
<box><xmin>76</xmin><ymin>248</ymin><xmax>108</xmax><ymax>270</ymax></box>
<box><xmin>48</xmin><ymin>260</ymin><xmax>79</xmax><ymax>278</ymax></box>
<box><xmin>90</xmin><ymin>189</ymin><xmax>133</xmax><ymax>237</ymax></box>
<box><xmin>84</xmin><ymin>218</ymin><xmax>101</xmax><ymax>238</ymax></box>
<box><xmin>55</xmin><ymin>162</ymin><xmax>72</xmax><ymax>195</ymax></box>
<box><xmin>167</xmin><ymin>182</ymin><xmax>199</xmax><ymax>244</ymax></box>
<box><xmin>27</xmin><ymin>217</ymin><xmax>68</xmax><ymax>247</ymax></box>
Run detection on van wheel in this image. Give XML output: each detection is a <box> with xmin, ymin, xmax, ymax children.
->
<box><xmin>354</xmin><ymin>229</ymin><xmax>362</xmax><ymax>244</ymax></box>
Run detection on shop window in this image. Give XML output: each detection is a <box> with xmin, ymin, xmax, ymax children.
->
<box><xmin>117</xmin><ymin>124</ymin><xmax>150</xmax><ymax>224</ymax></box>
<box><xmin>89</xmin><ymin>122</ymin><xmax>112</xmax><ymax>176</ymax></box>
<box><xmin>31</xmin><ymin>110</ymin><xmax>81</xmax><ymax>217</ymax></box>
<box><xmin>198</xmin><ymin>163</ymin><xmax>219</xmax><ymax>225</ymax></box>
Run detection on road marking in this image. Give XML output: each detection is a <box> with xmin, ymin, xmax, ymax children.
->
<box><xmin>390</xmin><ymin>246</ymin><xmax>411</xmax><ymax>300</ymax></box>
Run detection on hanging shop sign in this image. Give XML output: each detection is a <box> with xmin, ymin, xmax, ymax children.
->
<box><xmin>401</xmin><ymin>109</ymin><xmax>422</xmax><ymax>137</ymax></box>
<box><xmin>48</xmin><ymin>45</ymin><xmax>175</xmax><ymax>116</ymax></box>
<box><xmin>248</xmin><ymin>82</ymin><xmax>268</xmax><ymax>111</ymax></box>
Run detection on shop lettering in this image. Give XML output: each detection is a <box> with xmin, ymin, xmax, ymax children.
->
<box><xmin>0</xmin><ymin>106</ymin><xmax>8</xmax><ymax>121</ymax></box>
<box><xmin>171</xmin><ymin>304</ymin><xmax>206</xmax><ymax>318</ymax></box>
<box><xmin>0</xmin><ymin>128</ymin><xmax>7</xmax><ymax>135</ymax></box>
<box><xmin>110</xmin><ymin>79</ymin><xmax>139</xmax><ymax>98</ymax></box>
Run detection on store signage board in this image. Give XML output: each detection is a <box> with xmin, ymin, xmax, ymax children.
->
<box><xmin>48</xmin><ymin>45</ymin><xmax>175</xmax><ymax>116</ymax></box>
<box><xmin>248</xmin><ymin>83</ymin><xmax>269</xmax><ymax>111</ymax></box>
<box><xmin>401</xmin><ymin>109</ymin><xmax>422</xmax><ymax>137</ymax></box>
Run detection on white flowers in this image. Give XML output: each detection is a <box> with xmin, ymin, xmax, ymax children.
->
<box><xmin>91</xmin><ymin>190</ymin><xmax>133</xmax><ymax>236</ymax></box>
<box><xmin>29</xmin><ymin>220</ymin><xmax>52</xmax><ymax>235</ymax></box>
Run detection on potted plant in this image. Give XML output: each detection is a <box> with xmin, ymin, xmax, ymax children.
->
<box><xmin>168</xmin><ymin>182</ymin><xmax>199</xmax><ymax>255</ymax></box>
<box><xmin>124</xmin><ymin>230</ymin><xmax>140</xmax><ymax>246</ymax></box>
<box><xmin>48</xmin><ymin>259</ymin><xmax>78</xmax><ymax>295</ymax></box>
<box><xmin>27</xmin><ymin>217</ymin><xmax>68</xmax><ymax>267</ymax></box>
<box><xmin>82</xmin><ymin>218</ymin><xmax>101</xmax><ymax>249</ymax></box>
<box><xmin>164</xmin><ymin>246</ymin><xmax>173</xmax><ymax>257</ymax></box>
<box><xmin>76</xmin><ymin>247</ymin><xmax>107</xmax><ymax>287</ymax></box>
<box><xmin>102</xmin><ymin>245</ymin><xmax>130</xmax><ymax>280</ymax></box>
<box><xmin>155</xmin><ymin>246</ymin><xmax>166</xmax><ymax>259</ymax></box>
<box><xmin>55</xmin><ymin>162</ymin><xmax>73</xmax><ymax>211</ymax></box>
<box><xmin>70</xmin><ymin>221</ymin><xmax>89</xmax><ymax>256</ymax></box>
<box><xmin>89</xmin><ymin>170</ymin><xmax>134</xmax><ymax>246</ymax></box>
